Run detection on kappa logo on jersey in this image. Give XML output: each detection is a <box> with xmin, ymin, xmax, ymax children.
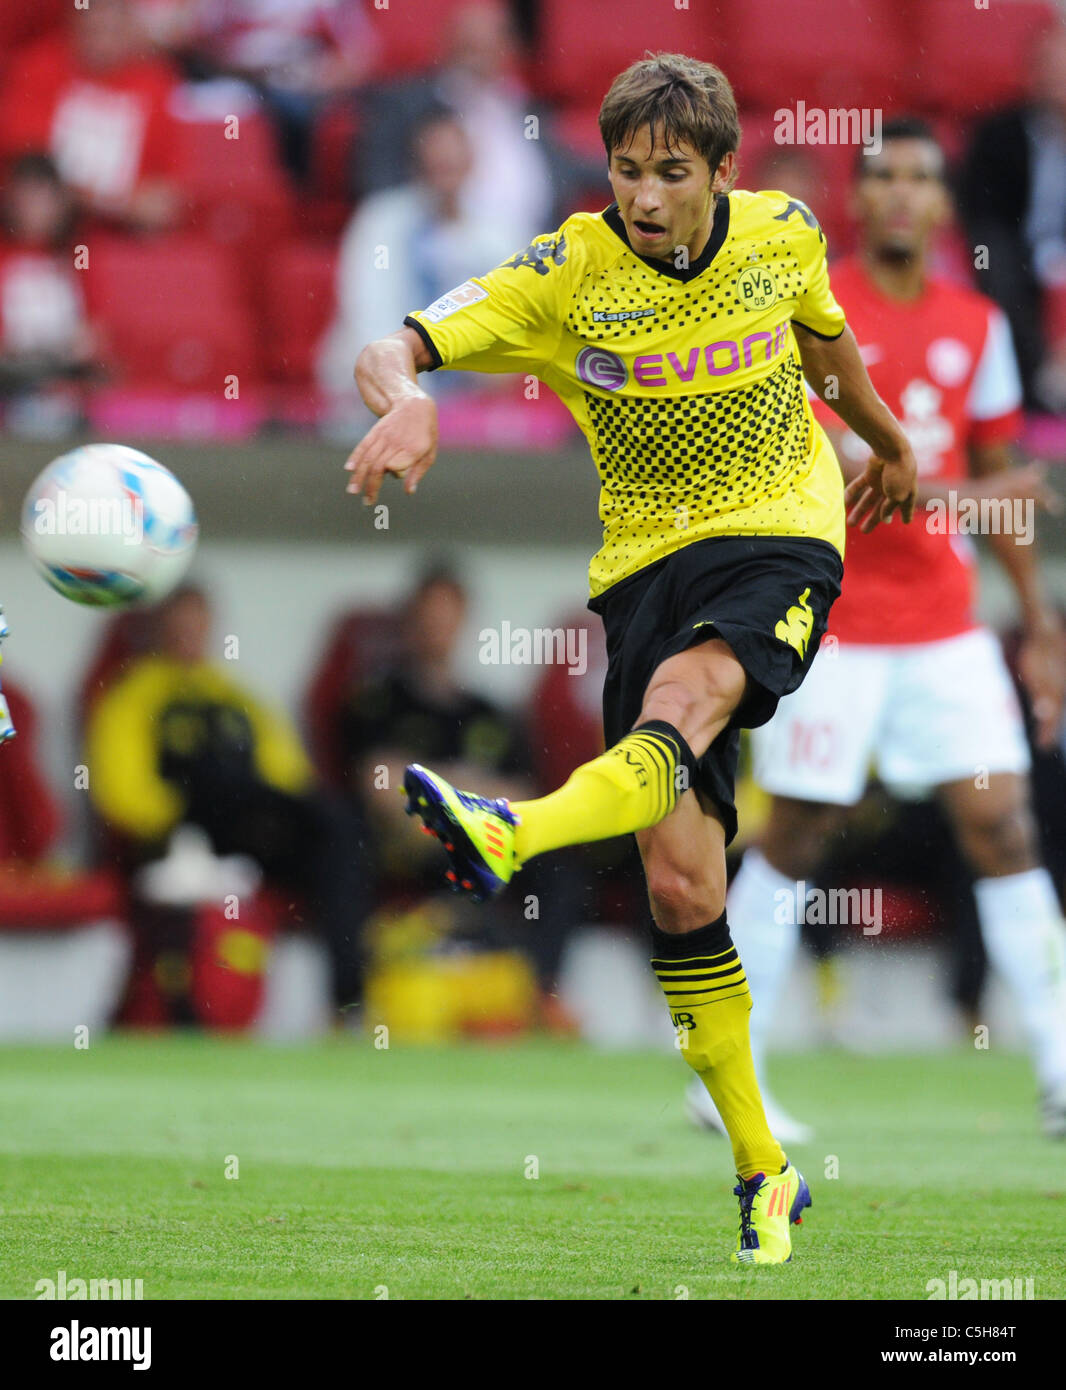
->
<box><xmin>773</xmin><ymin>198</ymin><xmax>824</xmax><ymax>241</ymax></box>
<box><xmin>421</xmin><ymin>280</ymin><xmax>488</xmax><ymax>323</ymax></box>
<box><xmin>504</xmin><ymin>234</ymin><xmax>568</xmax><ymax>276</ymax></box>
<box><xmin>591</xmin><ymin>307</ymin><xmax>657</xmax><ymax>322</ymax></box>
<box><xmin>775</xmin><ymin>587</ymin><xmax>814</xmax><ymax>658</ymax></box>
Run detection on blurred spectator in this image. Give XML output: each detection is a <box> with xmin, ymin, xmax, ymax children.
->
<box><xmin>0</xmin><ymin>0</ymin><xmax>184</xmax><ymax>234</ymax></box>
<box><xmin>0</xmin><ymin>154</ymin><xmax>101</xmax><ymax>436</ymax></box>
<box><xmin>85</xmin><ymin>583</ymin><xmax>374</xmax><ymax>1011</ymax></box>
<box><xmin>192</xmin><ymin>0</ymin><xmax>376</xmax><ymax>182</ymax></box>
<box><xmin>960</xmin><ymin>21</ymin><xmax>1066</xmax><ymax>412</ymax></box>
<box><xmin>337</xmin><ymin>562</ymin><xmax>533</xmax><ymax>869</ymax></box>
<box><xmin>317</xmin><ymin>110</ymin><xmax>518</xmax><ymax>399</ymax></box>
<box><xmin>356</xmin><ymin>0</ymin><xmax>558</xmax><ymax>236</ymax></box>
<box><xmin>335</xmin><ymin>562</ymin><xmax>574</xmax><ymax>1006</ymax></box>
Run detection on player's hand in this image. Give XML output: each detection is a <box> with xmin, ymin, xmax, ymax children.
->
<box><xmin>844</xmin><ymin>442</ymin><xmax>918</xmax><ymax>533</ymax></box>
<box><xmin>1018</xmin><ymin>613</ymin><xmax>1066</xmax><ymax>750</ymax></box>
<box><xmin>978</xmin><ymin>461</ymin><xmax>1064</xmax><ymax>515</ymax></box>
<box><xmin>344</xmin><ymin>394</ymin><xmax>438</xmax><ymax>506</ymax></box>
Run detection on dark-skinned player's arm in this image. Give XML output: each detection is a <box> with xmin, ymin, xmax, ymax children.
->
<box><xmin>794</xmin><ymin>321</ymin><xmax>918</xmax><ymax>531</ymax></box>
<box><xmin>345</xmin><ymin>327</ymin><xmax>439</xmax><ymax>506</ymax></box>
<box><xmin>968</xmin><ymin>438</ymin><xmax>1066</xmax><ymax>750</ymax></box>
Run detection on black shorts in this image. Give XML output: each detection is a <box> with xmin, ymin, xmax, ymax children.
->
<box><xmin>588</xmin><ymin>535</ymin><xmax>843</xmax><ymax>845</ymax></box>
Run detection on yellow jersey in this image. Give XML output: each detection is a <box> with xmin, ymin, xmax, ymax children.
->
<box><xmin>405</xmin><ymin>189</ymin><xmax>847</xmax><ymax>599</ymax></box>
<box><xmin>86</xmin><ymin>656</ymin><xmax>313</xmax><ymax>842</ymax></box>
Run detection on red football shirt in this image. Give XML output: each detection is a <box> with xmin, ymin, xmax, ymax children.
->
<box><xmin>813</xmin><ymin>257</ymin><xmax>1023</xmax><ymax>645</ymax></box>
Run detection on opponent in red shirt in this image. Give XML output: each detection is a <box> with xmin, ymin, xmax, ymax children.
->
<box><xmin>688</xmin><ymin>118</ymin><xmax>1066</xmax><ymax>1142</ymax></box>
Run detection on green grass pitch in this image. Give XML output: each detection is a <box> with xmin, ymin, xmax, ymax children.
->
<box><xmin>0</xmin><ymin>1036</ymin><xmax>1061</xmax><ymax>1300</ymax></box>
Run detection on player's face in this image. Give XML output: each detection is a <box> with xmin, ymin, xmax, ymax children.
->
<box><xmin>408</xmin><ymin>582</ymin><xmax>466</xmax><ymax>664</ymax></box>
<box><xmin>852</xmin><ymin>139</ymin><xmax>949</xmax><ymax>260</ymax></box>
<box><xmin>608</xmin><ymin>128</ymin><xmax>731</xmax><ymax>263</ymax></box>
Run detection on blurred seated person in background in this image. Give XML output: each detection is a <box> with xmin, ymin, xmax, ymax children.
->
<box><xmin>961</xmin><ymin>20</ymin><xmax>1066</xmax><ymax>412</ymax></box>
<box><xmin>0</xmin><ymin>0</ymin><xmax>184</xmax><ymax>234</ymax></box>
<box><xmin>191</xmin><ymin>0</ymin><xmax>376</xmax><ymax>183</ymax></box>
<box><xmin>336</xmin><ymin>563</ymin><xmax>572</xmax><ymax>1010</ymax></box>
<box><xmin>338</xmin><ymin>562</ymin><xmax>532</xmax><ymax>878</ymax></box>
<box><xmin>85</xmin><ymin>583</ymin><xmax>373</xmax><ymax>1013</ymax></box>
<box><xmin>317</xmin><ymin>110</ymin><xmax>518</xmax><ymax>405</ymax></box>
<box><xmin>0</xmin><ymin>154</ymin><xmax>102</xmax><ymax>436</ymax></box>
<box><xmin>356</xmin><ymin>0</ymin><xmax>556</xmax><ymax>239</ymax></box>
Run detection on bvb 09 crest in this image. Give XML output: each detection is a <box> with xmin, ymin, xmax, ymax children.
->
<box><xmin>736</xmin><ymin>264</ymin><xmax>778</xmax><ymax>310</ymax></box>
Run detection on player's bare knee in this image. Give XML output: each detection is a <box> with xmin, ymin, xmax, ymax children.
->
<box><xmin>956</xmin><ymin>803</ymin><xmax>1039</xmax><ymax>878</ymax></box>
<box><xmin>637</xmin><ymin>678</ymin><xmax>696</xmax><ymax>732</ymax></box>
<box><xmin>646</xmin><ymin>861</ymin><xmax>721</xmax><ymax>931</ymax></box>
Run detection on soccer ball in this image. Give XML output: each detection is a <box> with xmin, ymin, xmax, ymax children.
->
<box><xmin>20</xmin><ymin>444</ymin><xmax>199</xmax><ymax>608</ymax></box>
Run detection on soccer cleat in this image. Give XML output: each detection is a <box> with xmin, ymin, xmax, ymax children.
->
<box><xmin>685</xmin><ymin>1075</ymin><xmax>814</xmax><ymax>1145</ymax></box>
<box><xmin>730</xmin><ymin>1162</ymin><xmax>811</xmax><ymax>1265</ymax></box>
<box><xmin>402</xmin><ymin>763</ymin><xmax>519</xmax><ymax>902</ymax></box>
<box><xmin>0</xmin><ymin>607</ymin><xmax>15</xmax><ymax>744</ymax></box>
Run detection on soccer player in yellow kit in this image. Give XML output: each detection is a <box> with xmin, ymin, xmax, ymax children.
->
<box><xmin>347</xmin><ymin>53</ymin><xmax>917</xmax><ymax>1265</ymax></box>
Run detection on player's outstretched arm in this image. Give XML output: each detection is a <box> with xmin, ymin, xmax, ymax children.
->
<box><xmin>795</xmin><ymin>322</ymin><xmax>917</xmax><ymax>532</ymax></box>
<box><xmin>345</xmin><ymin>328</ymin><xmax>438</xmax><ymax>505</ymax></box>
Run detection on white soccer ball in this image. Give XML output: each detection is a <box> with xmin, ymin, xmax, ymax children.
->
<box><xmin>20</xmin><ymin>444</ymin><xmax>199</xmax><ymax>608</ymax></box>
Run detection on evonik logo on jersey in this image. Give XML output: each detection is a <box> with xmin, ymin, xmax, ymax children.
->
<box><xmin>575</xmin><ymin>320</ymin><xmax>792</xmax><ymax>391</ymax></box>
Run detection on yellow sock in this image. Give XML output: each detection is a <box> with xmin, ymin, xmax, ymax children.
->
<box><xmin>651</xmin><ymin>915</ymin><xmax>785</xmax><ymax>1179</ymax></box>
<box><xmin>512</xmin><ymin>720</ymin><xmax>694</xmax><ymax>866</ymax></box>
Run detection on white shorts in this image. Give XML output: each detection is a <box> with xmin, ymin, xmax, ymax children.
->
<box><xmin>752</xmin><ymin>627</ymin><xmax>1031</xmax><ymax>805</ymax></box>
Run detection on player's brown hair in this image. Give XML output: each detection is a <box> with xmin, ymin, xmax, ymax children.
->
<box><xmin>599</xmin><ymin>53</ymin><xmax>741</xmax><ymax>187</ymax></box>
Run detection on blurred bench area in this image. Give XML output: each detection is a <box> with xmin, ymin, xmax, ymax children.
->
<box><xmin>2</xmin><ymin>444</ymin><xmax>1066</xmax><ymax>1049</ymax></box>
<box><xmin>4</xmin><ymin>0</ymin><xmax>1066</xmax><ymax>1048</ymax></box>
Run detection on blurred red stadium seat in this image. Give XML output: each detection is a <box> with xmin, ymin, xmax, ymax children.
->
<box><xmin>0</xmin><ymin>0</ymin><xmax>64</xmax><ymax>59</ymax></box>
<box><xmin>85</xmin><ymin>234</ymin><xmax>260</xmax><ymax>392</ymax></box>
<box><xmin>0</xmin><ymin>0</ymin><xmax>65</xmax><ymax>77</ymax></box>
<box><xmin>175</xmin><ymin>109</ymin><xmax>294</xmax><ymax>254</ymax></box>
<box><xmin>303</xmin><ymin>101</ymin><xmax>360</xmax><ymax>236</ymax></box>
<box><xmin>366</xmin><ymin>0</ymin><xmax>472</xmax><ymax>78</ymax></box>
<box><xmin>536</xmin><ymin>0</ymin><xmax>730</xmax><ymax>104</ymax></box>
<box><xmin>909</xmin><ymin>0</ymin><xmax>1058</xmax><ymax>115</ymax></box>
<box><xmin>725</xmin><ymin>0</ymin><xmax>916</xmax><ymax>112</ymax></box>
<box><xmin>262</xmin><ymin>240</ymin><xmax>337</xmax><ymax>384</ymax></box>
<box><xmin>0</xmin><ymin>0</ymin><xmax>64</xmax><ymax>46</ymax></box>
<box><xmin>0</xmin><ymin>682</ymin><xmax>62</xmax><ymax>863</ymax></box>
<box><xmin>0</xmin><ymin>679</ymin><xmax>126</xmax><ymax>928</ymax></box>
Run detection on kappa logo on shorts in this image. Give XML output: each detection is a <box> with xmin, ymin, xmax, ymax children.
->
<box><xmin>775</xmin><ymin>587</ymin><xmax>814</xmax><ymax>658</ymax></box>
